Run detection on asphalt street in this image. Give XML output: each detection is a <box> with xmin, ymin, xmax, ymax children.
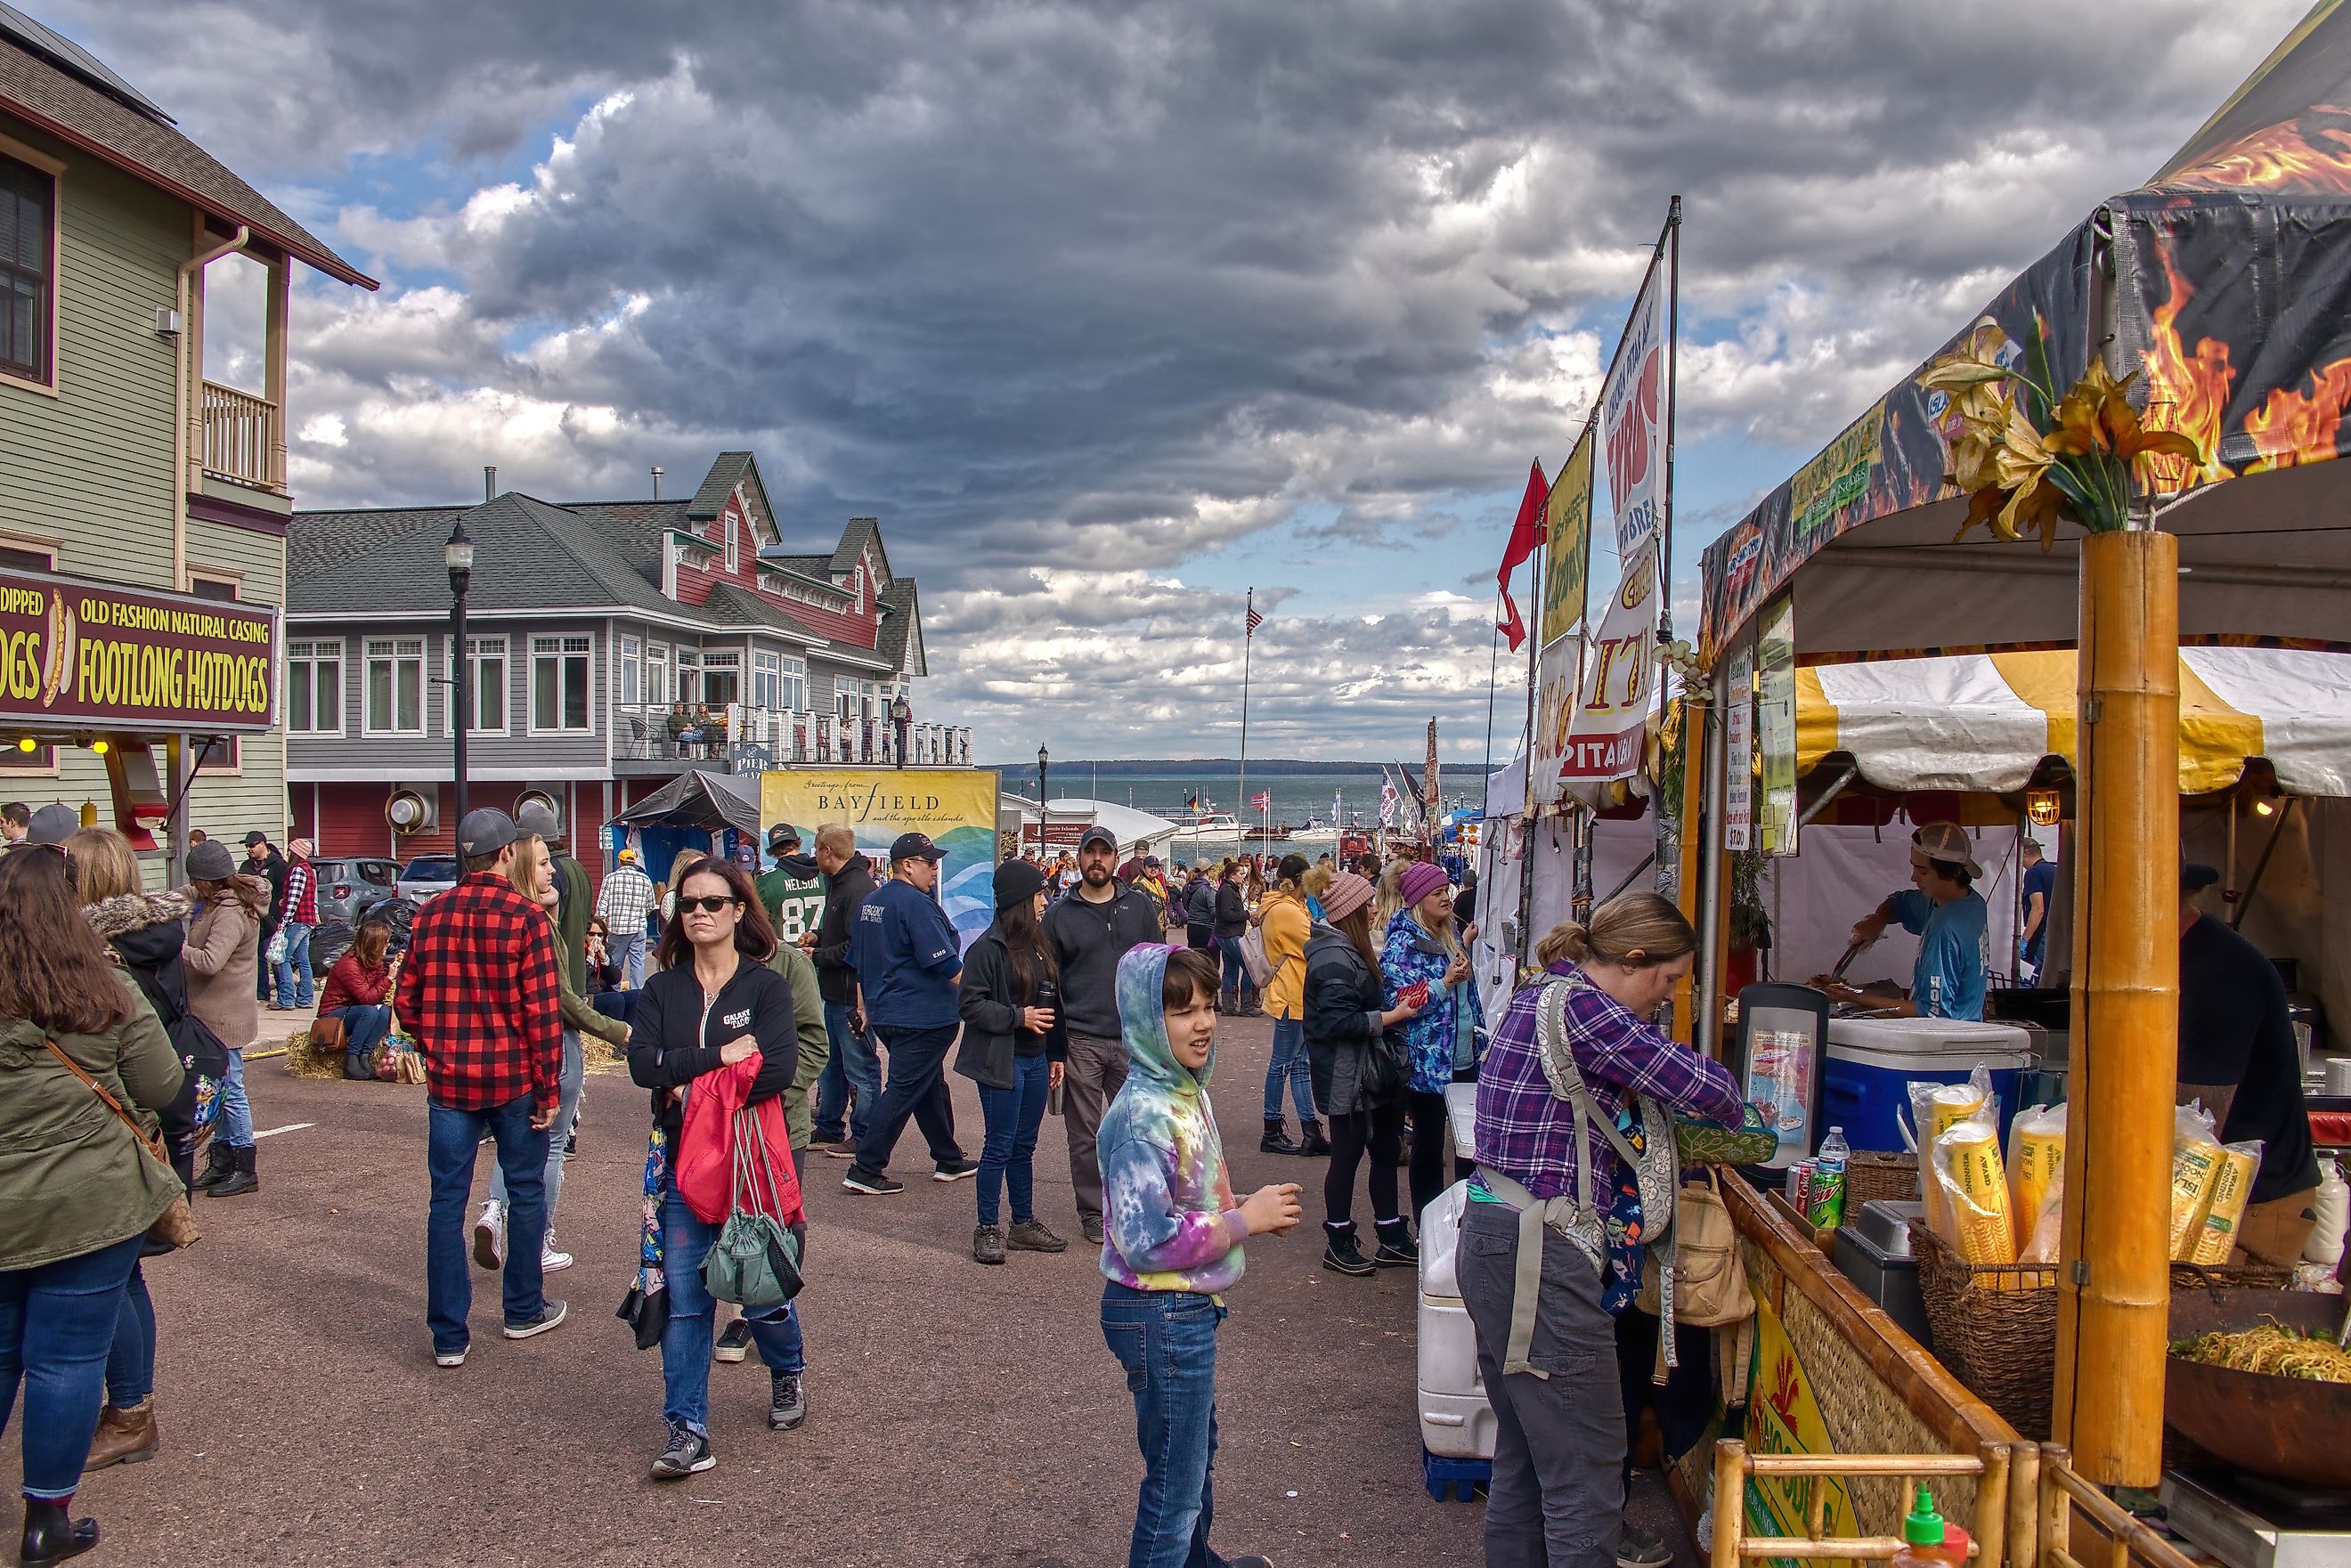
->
<box><xmin>13</xmin><ymin>1009</ymin><xmax>1699</xmax><ymax>1567</ymax></box>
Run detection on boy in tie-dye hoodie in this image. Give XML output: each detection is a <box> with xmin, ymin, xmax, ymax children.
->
<box><xmin>1098</xmin><ymin>944</ymin><xmax>1300</xmax><ymax>1568</ymax></box>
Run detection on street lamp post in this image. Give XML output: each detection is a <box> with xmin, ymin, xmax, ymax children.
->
<box><xmin>1037</xmin><ymin>743</ymin><xmax>1049</xmax><ymax>857</ymax></box>
<box><xmin>446</xmin><ymin>516</ymin><xmax>475</xmax><ymax>824</ymax></box>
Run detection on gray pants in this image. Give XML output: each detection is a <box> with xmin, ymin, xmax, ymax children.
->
<box><xmin>1062</xmin><ymin>1030</ymin><xmax>1129</xmax><ymax>1226</ymax></box>
<box><xmin>491</xmin><ymin>1028</ymin><xmax>583</xmax><ymax>1232</ymax></box>
<box><xmin>1457</xmin><ymin>1199</ymin><xmax>1624</xmax><ymax>1568</ymax></box>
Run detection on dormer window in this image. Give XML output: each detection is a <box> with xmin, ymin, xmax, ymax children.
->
<box><xmin>724</xmin><ymin>513</ymin><xmax>738</xmax><ymax>573</ymax></box>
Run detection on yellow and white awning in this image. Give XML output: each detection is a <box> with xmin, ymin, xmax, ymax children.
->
<box><xmin>1794</xmin><ymin>647</ymin><xmax>2351</xmax><ymax>796</ymax></box>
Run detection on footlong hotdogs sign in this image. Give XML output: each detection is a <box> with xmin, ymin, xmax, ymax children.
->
<box><xmin>0</xmin><ymin>571</ymin><xmax>276</xmax><ymax>732</ymax></box>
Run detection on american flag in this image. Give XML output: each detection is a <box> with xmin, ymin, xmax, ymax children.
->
<box><xmin>1245</xmin><ymin>604</ymin><xmax>1264</xmax><ymax>636</ymax></box>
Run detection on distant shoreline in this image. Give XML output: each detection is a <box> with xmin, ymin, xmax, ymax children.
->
<box><xmin>979</xmin><ymin>758</ymin><xmax>1399</xmax><ymax>776</ymax></box>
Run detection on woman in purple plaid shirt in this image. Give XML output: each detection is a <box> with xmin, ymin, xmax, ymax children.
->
<box><xmin>1460</xmin><ymin>893</ymin><xmax>1742</xmax><ymax>1568</ymax></box>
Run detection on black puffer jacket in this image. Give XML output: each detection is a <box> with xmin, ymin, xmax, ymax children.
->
<box><xmin>83</xmin><ymin>890</ymin><xmax>203</xmax><ymax>1187</ymax></box>
<box><xmin>1302</xmin><ymin>924</ymin><xmax>1393</xmax><ymax>1117</ymax></box>
<box><xmin>954</xmin><ymin>924</ymin><xmax>1067</xmax><ymax>1091</ymax></box>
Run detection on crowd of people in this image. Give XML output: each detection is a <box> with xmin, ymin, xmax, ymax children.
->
<box><xmin>0</xmin><ymin>787</ymin><xmax>1735</xmax><ymax>1568</ymax></box>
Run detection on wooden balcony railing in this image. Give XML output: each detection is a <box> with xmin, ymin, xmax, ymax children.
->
<box><xmin>199</xmin><ymin>380</ymin><xmax>284</xmax><ymax>492</ymax></box>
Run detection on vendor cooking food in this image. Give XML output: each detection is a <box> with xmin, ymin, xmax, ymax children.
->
<box><xmin>2177</xmin><ymin>860</ymin><xmax>2321</xmax><ymax>1266</ymax></box>
<box><xmin>1816</xmin><ymin>822</ymin><xmax>1990</xmax><ymax>1020</ymax></box>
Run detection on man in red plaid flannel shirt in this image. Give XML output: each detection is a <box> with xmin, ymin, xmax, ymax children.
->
<box><xmin>394</xmin><ymin>808</ymin><xmax>569</xmax><ymax>1365</ymax></box>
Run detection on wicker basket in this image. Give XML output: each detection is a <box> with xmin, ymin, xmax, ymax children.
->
<box><xmin>1843</xmin><ymin>1150</ymin><xmax>1918</xmax><ymax>1206</ymax></box>
<box><xmin>1908</xmin><ymin>1221</ymin><xmax>2059</xmax><ymax>1439</ymax></box>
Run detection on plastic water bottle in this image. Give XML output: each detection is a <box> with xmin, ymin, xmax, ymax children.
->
<box><xmin>1809</xmin><ymin>1126</ymin><xmax>1851</xmax><ymax>1230</ymax></box>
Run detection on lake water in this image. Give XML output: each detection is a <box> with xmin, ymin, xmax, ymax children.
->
<box><xmin>997</xmin><ymin>766</ymin><xmax>1484</xmax><ymax>854</ymax></box>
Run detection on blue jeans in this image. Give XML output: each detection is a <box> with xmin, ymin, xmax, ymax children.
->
<box><xmin>106</xmin><ymin>1260</ymin><xmax>155</xmax><ymax>1408</ymax></box>
<box><xmin>425</xmin><ymin>1093</ymin><xmax>548</xmax><ymax>1355</ymax></box>
<box><xmin>659</xmin><ymin>1172</ymin><xmax>804</xmax><ymax>1434</ymax></box>
<box><xmin>608</xmin><ymin>930</ymin><xmax>646</xmax><ymax>987</ymax></box>
<box><xmin>330</xmin><ymin>1003</ymin><xmax>393</xmax><ymax>1060</ymax></box>
<box><xmin>491</xmin><ymin>1030</ymin><xmax>583</xmax><ymax>1231</ymax></box>
<box><xmin>1262</xmin><ymin>1016</ymin><xmax>1315</xmax><ymax>1123</ymax></box>
<box><xmin>814</xmin><ymin>999</ymin><xmax>881</xmax><ymax>1144</ymax></box>
<box><xmin>977</xmin><ymin>1053</ymin><xmax>1051</xmax><ymax>1228</ymax></box>
<box><xmin>1216</xmin><ymin>937</ymin><xmax>1245</xmax><ymax>994</ymax></box>
<box><xmin>0</xmin><ymin>1233</ymin><xmax>142</xmax><ymax>1498</ymax></box>
<box><xmin>218</xmin><ymin>1047</ymin><xmax>254</xmax><ymax>1148</ymax></box>
<box><xmin>273</xmin><ymin>920</ymin><xmax>314</xmax><ymax>1008</ymax></box>
<box><xmin>852</xmin><ymin>1022</ymin><xmax>964</xmax><ymax>1174</ymax></box>
<box><xmin>1102</xmin><ymin>1282</ymin><xmax>1228</xmax><ymax>1568</ymax></box>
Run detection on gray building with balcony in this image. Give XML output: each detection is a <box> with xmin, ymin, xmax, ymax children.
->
<box><xmin>282</xmin><ymin>451</ymin><xmax>963</xmax><ymax>861</ymax></box>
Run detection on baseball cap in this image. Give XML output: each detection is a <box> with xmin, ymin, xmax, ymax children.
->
<box><xmin>1908</xmin><ymin>822</ymin><xmax>1983</xmax><ymax>880</ymax></box>
<box><xmin>1078</xmin><ymin>825</ymin><xmax>1118</xmax><ymax>854</ymax></box>
<box><xmin>2182</xmin><ymin>861</ymin><xmax>2221</xmax><ymax>891</ymax></box>
<box><xmin>241</xmin><ymin>830</ymin><xmax>270</xmax><ymax>848</ymax></box>
<box><xmin>27</xmin><ymin>803</ymin><xmax>78</xmax><ymax>847</ymax></box>
<box><xmin>768</xmin><ymin>823</ymin><xmax>801</xmax><ymax>849</ymax></box>
<box><xmin>1144</xmin><ymin>855</ymin><xmax>1162</xmax><ymax>867</ymax></box>
<box><xmin>458</xmin><ymin>808</ymin><xmax>520</xmax><ymax>857</ymax></box>
<box><xmin>618</xmin><ymin>848</ymin><xmax>639</xmax><ymax>864</ymax></box>
<box><xmin>891</xmin><ymin>831</ymin><xmax>948</xmax><ymax>864</ymax></box>
<box><xmin>515</xmin><ymin>800</ymin><xmax>562</xmax><ymax>840</ymax></box>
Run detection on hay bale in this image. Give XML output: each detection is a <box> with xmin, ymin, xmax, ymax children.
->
<box><xmin>281</xmin><ymin>1028</ymin><xmax>346</xmax><ymax>1080</ymax></box>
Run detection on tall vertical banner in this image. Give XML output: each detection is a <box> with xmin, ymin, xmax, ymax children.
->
<box><xmin>1601</xmin><ymin>259</ymin><xmax>1671</xmax><ymax>565</ymax></box>
<box><xmin>1562</xmin><ymin>541</ymin><xmax>1656</xmax><ymax>780</ymax></box>
<box><xmin>1724</xmin><ymin>637</ymin><xmax>1755</xmax><ymax>853</ymax></box>
<box><xmin>1532</xmin><ymin>431</ymin><xmax>1594</xmax><ymax>806</ymax></box>
<box><xmin>1756</xmin><ymin>596</ymin><xmax>1799</xmax><ymax>856</ymax></box>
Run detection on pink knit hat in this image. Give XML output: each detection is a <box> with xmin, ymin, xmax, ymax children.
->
<box><xmin>1398</xmin><ymin>860</ymin><xmax>1450</xmax><ymax>908</ymax></box>
<box><xmin>1322</xmin><ymin>871</ymin><xmax>1374</xmax><ymax>922</ymax></box>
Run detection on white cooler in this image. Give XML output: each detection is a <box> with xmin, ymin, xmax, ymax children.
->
<box><xmin>1444</xmin><ymin>1080</ymin><xmax>1477</xmax><ymax>1161</ymax></box>
<box><xmin>1416</xmin><ymin>1181</ymin><xmax>1496</xmax><ymax>1459</ymax></box>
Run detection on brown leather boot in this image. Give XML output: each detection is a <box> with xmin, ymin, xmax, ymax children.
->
<box><xmin>81</xmin><ymin>1401</ymin><xmax>157</xmax><ymax>1471</ymax></box>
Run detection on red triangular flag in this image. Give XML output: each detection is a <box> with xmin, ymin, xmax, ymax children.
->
<box><xmin>1496</xmin><ymin>459</ymin><xmax>1549</xmax><ymax>652</ymax></box>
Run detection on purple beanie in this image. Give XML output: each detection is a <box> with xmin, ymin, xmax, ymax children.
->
<box><xmin>1398</xmin><ymin>861</ymin><xmax>1450</xmax><ymax>908</ymax></box>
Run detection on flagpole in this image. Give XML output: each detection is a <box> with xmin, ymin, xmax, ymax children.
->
<box><xmin>1482</xmin><ymin>588</ymin><xmax>1502</xmax><ymax>787</ymax></box>
<box><xmin>1239</xmin><ymin>587</ymin><xmax>1253</xmax><ymax>855</ymax></box>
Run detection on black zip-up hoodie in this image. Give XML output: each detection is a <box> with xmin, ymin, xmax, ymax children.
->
<box><xmin>1043</xmin><ymin>879</ymin><xmax>1165</xmax><ymax>1040</ymax></box>
<box><xmin>811</xmin><ymin>855</ymin><xmax>877</xmax><ymax>1006</ymax></box>
<box><xmin>626</xmin><ymin>953</ymin><xmax>798</xmax><ymax>1144</ymax></box>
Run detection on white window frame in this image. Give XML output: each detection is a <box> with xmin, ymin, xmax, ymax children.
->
<box><xmin>647</xmin><ymin>642</ymin><xmax>670</xmax><ymax>706</ymax></box>
<box><xmin>724</xmin><ymin>513</ymin><xmax>739</xmax><ymax>574</ymax></box>
<box><xmin>778</xmin><ymin>654</ymin><xmax>807</xmax><ymax>713</ymax></box>
<box><xmin>286</xmin><ymin>638</ymin><xmax>344</xmax><ymax>737</ymax></box>
<box><xmin>444</xmin><ymin>634</ymin><xmax>508</xmax><ymax>736</ymax></box>
<box><xmin>530</xmin><ymin>634</ymin><xmax>595</xmax><ymax>735</ymax></box>
<box><xmin>702</xmin><ymin>649</ymin><xmax>740</xmax><ymax>708</ymax></box>
<box><xmin>618</xmin><ymin>633</ymin><xmax>642</xmax><ymax>706</ymax></box>
<box><xmin>363</xmin><ymin>638</ymin><xmax>427</xmax><ymax>736</ymax></box>
<box><xmin>752</xmin><ymin>650</ymin><xmax>780</xmax><ymax>710</ymax></box>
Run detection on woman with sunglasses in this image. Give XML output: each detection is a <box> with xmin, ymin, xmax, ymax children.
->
<box><xmin>626</xmin><ymin>857</ymin><xmax>808</xmax><ymax>1480</ymax></box>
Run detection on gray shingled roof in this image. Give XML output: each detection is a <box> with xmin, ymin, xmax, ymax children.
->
<box><xmin>685</xmin><ymin>451</ymin><xmax>752</xmax><ymax>520</ymax></box>
<box><xmin>829</xmin><ymin>516</ymin><xmax>882</xmax><ymax>576</ymax></box>
<box><xmin>0</xmin><ymin>35</ymin><xmax>372</xmax><ymax>288</ymax></box>
<box><xmin>876</xmin><ymin>579</ymin><xmax>923</xmax><ymax>675</ymax></box>
<box><xmin>287</xmin><ymin>506</ymin><xmax>458</xmax><ymax>582</ymax></box>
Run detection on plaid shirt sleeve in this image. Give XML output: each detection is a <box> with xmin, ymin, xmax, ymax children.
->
<box><xmin>281</xmin><ymin>861</ymin><xmax>316</xmax><ymax>925</ymax></box>
<box><xmin>1565</xmin><ymin>987</ymin><xmax>1745</xmax><ymax>1125</ymax></box>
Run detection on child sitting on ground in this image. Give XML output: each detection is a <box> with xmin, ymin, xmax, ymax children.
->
<box><xmin>1096</xmin><ymin>944</ymin><xmax>1301</xmax><ymax>1568</ymax></box>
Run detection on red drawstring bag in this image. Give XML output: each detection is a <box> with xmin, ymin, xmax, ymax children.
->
<box><xmin>675</xmin><ymin>1054</ymin><xmax>805</xmax><ymax>1225</ymax></box>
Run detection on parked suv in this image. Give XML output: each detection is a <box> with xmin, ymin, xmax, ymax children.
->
<box><xmin>395</xmin><ymin>855</ymin><xmax>461</xmax><ymax>906</ymax></box>
<box><xmin>315</xmin><ymin>857</ymin><xmax>403</xmax><ymax>927</ymax></box>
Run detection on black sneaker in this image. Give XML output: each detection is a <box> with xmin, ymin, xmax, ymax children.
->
<box><xmin>502</xmin><ymin>1299</ymin><xmax>568</xmax><ymax>1340</ymax></box>
<box><xmin>1615</xmin><ymin>1521</ymin><xmax>1672</xmax><ymax>1568</ymax></box>
<box><xmin>932</xmin><ymin>1158</ymin><xmax>979</xmax><ymax>1182</ymax></box>
<box><xmin>1322</xmin><ymin>1228</ymin><xmax>1375</xmax><ymax>1277</ymax></box>
<box><xmin>769</xmin><ymin>1372</ymin><xmax>807</xmax><ymax>1431</ymax></box>
<box><xmin>713</xmin><ymin>1320</ymin><xmax>752</xmax><ymax>1363</ymax></box>
<box><xmin>651</xmin><ymin>1420</ymin><xmax>715</xmax><ymax>1478</ymax></box>
<box><xmin>842</xmin><ymin>1166</ymin><xmax>904</xmax><ymax>1196</ymax></box>
<box><xmin>1081</xmin><ymin>1215</ymin><xmax>1106</xmax><ymax>1246</ymax></box>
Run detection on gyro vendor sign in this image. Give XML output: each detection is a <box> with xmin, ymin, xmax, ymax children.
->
<box><xmin>0</xmin><ymin>571</ymin><xmax>276</xmax><ymax>733</ymax></box>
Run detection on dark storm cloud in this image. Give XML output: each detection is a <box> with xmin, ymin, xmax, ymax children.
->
<box><xmin>40</xmin><ymin>0</ymin><xmax>2302</xmax><ymax>755</ymax></box>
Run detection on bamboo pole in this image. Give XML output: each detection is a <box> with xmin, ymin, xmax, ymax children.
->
<box><xmin>2008</xmin><ymin>1443</ymin><xmax>2040</xmax><ymax>1568</ymax></box>
<box><xmin>1673</xmin><ymin>696</ymin><xmax>1706</xmax><ymax>1044</ymax></box>
<box><xmin>1711</xmin><ymin>1440</ymin><xmax>1745</xmax><ymax>1568</ymax></box>
<box><xmin>2051</xmin><ymin>529</ymin><xmax>2178</xmax><ymax>1487</ymax></box>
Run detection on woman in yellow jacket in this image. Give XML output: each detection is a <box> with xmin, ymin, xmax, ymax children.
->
<box><xmin>1257</xmin><ymin>853</ymin><xmax>1330</xmax><ymax>1156</ymax></box>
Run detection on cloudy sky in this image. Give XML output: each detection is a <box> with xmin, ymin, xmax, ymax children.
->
<box><xmin>46</xmin><ymin>0</ymin><xmax>2306</xmax><ymax>762</ymax></box>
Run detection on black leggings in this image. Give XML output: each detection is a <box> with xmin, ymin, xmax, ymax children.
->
<box><xmin>1407</xmin><ymin>1085</ymin><xmax>1476</xmax><ymax>1223</ymax></box>
<box><xmin>1323</xmin><ymin>1101</ymin><xmax>1404</xmax><ymax>1230</ymax></box>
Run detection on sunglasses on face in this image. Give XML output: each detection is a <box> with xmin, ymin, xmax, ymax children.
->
<box><xmin>679</xmin><ymin>896</ymin><xmax>741</xmax><ymax>915</ymax></box>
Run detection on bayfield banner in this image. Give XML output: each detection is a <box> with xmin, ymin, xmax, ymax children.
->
<box><xmin>760</xmin><ymin>769</ymin><xmax>1001</xmax><ymax>950</ymax></box>
<box><xmin>0</xmin><ymin>571</ymin><xmax>275</xmax><ymax>732</ymax></box>
<box><xmin>1601</xmin><ymin>260</ymin><xmax>1670</xmax><ymax>563</ymax></box>
<box><xmin>1562</xmin><ymin>541</ymin><xmax>1657</xmax><ymax>782</ymax></box>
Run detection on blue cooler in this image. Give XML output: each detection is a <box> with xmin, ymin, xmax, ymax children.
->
<box><xmin>1823</xmin><ymin>1015</ymin><xmax>2034</xmax><ymax>1153</ymax></box>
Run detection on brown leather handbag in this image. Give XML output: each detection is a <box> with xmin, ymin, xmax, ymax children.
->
<box><xmin>44</xmin><ymin>1039</ymin><xmax>200</xmax><ymax>1251</ymax></box>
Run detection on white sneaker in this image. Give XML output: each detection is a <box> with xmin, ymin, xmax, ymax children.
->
<box><xmin>472</xmin><ymin>1200</ymin><xmax>506</xmax><ymax>1271</ymax></box>
<box><xmin>541</xmin><ymin>1231</ymin><xmax>574</xmax><ymax>1272</ymax></box>
<box><xmin>435</xmin><ymin>1347</ymin><xmax>468</xmax><ymax>1369</ymax></box>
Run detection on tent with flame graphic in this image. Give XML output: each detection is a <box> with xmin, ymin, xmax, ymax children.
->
<box><xmin>1700</xmin><ymin>0</ymin><xmax>2351</xmax><ymax>667</ymax></box>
